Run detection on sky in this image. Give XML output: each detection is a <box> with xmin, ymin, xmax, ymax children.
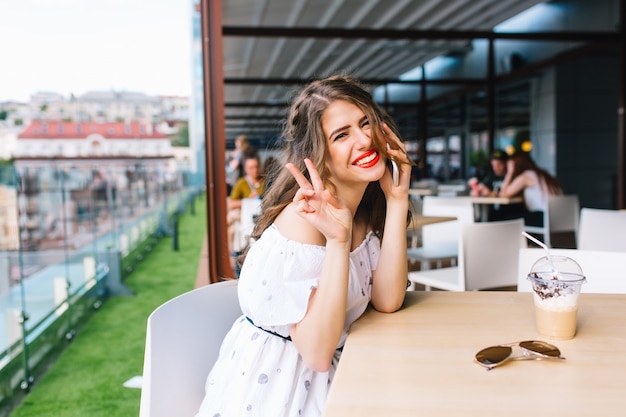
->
<box><xmin>0</xmin><ymin>0</ymin><xmax>192</xmax><ymax>102</ymax></box>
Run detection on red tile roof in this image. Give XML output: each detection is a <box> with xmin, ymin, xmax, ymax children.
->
<box><xmin>18</xmin><ymin>121</ymin><xmax>168</xmax><ymax>139</ymax></box>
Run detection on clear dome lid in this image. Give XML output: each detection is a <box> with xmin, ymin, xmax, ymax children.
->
<box><xmin>530</xmin><ymin>255</ymin><xmax>584</xmax><ymax>279</ymax></box>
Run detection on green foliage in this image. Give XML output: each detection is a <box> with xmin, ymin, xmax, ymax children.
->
<box><xmin>8</xmin><ymin>195</ymin><xmax>207</xmax><ymax>417</ymax></box>
<box><xmin>172</xmin><ymin>122</ymin><xmax>189</xmax><ymax>147</ymax></box>
<box><xmin>0</xmin><ymin>110</ymin><xmax>7</xmax><ymax>120</ymax></box>
<box><xmin>469</xmin><ymin>149</ymin><xmax>488</xmax><ymax>169</ymax></box>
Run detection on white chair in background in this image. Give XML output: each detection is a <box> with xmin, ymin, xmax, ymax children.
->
<box><xmin>139</xmin><ymin>280</ymin><xmax>241</xmax><ymax>417</ymax></box>
<box><xmin>408</xmin><ymin>218</ymin><xmax>526</xmax><ymax>291</ymax></box>
<box><xmin>524</xmin><ymin>194</ymin><xmax>580</xmax><ymax>248</ymax></box>
<box><xmin>407</xmin><ymin>196</ymin><xmax>475</xmax><ymax>268</ymax></box>
<box><xmin>578</xmin><ymin>208</ymin><xmax>626</xmax><ymax>252</ymax></box>
<box><xmin>517</xmin><ymin>248</ymin><xmax>626</xmax><ymax>293</ymax></box>
<box><xmin>237</xmin><ymin>197</ymin><xmax>262</xmax><ymax>249</ymax></box>
<box><xmin>229</xmin><ymin>197</ymin><xmax>262</xmax><ymax>254</ymax></box>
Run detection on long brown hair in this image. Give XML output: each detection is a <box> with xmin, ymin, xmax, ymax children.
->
<box><xmin>248</xmin><ymin>75</ymin><xmax>411</xmax><ymax>248</ymax></box>
<box><xmin>509</xmin><ymin>152</ymin><xmax>562</xmax><ymax>195</ymax></box>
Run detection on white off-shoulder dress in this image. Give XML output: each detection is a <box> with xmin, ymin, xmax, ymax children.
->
<box><xmin>195</xmin><ymin>224</ymin><xmax>380</xmax><ymax>417</ymax></box>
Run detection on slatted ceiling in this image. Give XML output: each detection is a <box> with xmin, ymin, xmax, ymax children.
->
<box><xmin>220</xmin><ymin>0</ymin><xmax>546</xmax><ymax>145</ymax></box>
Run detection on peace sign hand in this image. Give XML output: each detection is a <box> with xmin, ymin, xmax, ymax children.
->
<box><xmin>286</xmin><ymin>159</ymin><xmax>352</xmax><ymax>244</ymax></box>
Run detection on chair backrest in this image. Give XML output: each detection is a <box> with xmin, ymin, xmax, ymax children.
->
<box><xmin>578</xmin><ymin>208</ymin><xmax>626</xmax><ymax>252</ymax></box>
<box><xmin>421</xmin><ymin>196</ymin><xmax>474</xmax><ymax>247</ymax></box>
<box><xmin>460</xmin><ymin>218</ymin><xmax>526</xmax><ymax>291</ymax></box>
<box><xmin>548</xmin><ymin>194</ymin><xmax>580</xmax><ymax>234</ymax></box>
<box><xmin>517</xmin><ymin>248</ymin><xmax>626</xmax><ymax>293</ymax></box>
<box><xmin>139</xmin><ymin>280</ymin><xmax>241</xmax><ymax>417</ymax></box>
<box><xmin>238</xmin><ymin>197</ymin><xmax>262</xmax><ymax>249</ymax></box>
<box><xmin>524</xmin><ymin>194</ymin><xmax>579</xmax><ymax>248</ymax></box>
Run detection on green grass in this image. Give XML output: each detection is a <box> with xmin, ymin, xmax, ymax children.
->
<box><xmin>9</xmin><ymin>195</ymin><xmax>207</xmax><ymax>417</ymax></box>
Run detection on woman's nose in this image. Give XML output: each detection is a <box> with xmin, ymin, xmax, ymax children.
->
<box><xmin>354</xmin><ymin>129</ymin><xmax>371</xmax><ymax>148</ymax></box>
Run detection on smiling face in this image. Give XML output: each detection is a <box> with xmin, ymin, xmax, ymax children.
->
<box><xmin>322</xmin><ymin>100</ymin><xmax>386</xmax><ymax>187</ymax></box>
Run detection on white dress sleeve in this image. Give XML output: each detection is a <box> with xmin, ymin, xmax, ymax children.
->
<box><xmin>238</xmin><ymin>225</ymin><xmax>326</xmax><ymax>327</ymax></box>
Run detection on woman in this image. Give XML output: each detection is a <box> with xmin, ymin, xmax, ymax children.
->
<box><xmin>499</xmin><ymin>151</ymin><xmax>562</xmax><ymax>225</ymax></box>
<box><xmin>227</xmin><ymin>151</ymin><xmax>265</xmax><ymax>260</ymax></box>
<box><xmin>228</xmin><ymin>151</ymin><xmax>265</xmax><ymax>210</ymax></box>
<box><xmin>195</xmin><ymin>75</ymin><xmax>412</xmax><ymax>417</ymax></box>
<box><xmin>226</xmin><ymin>134</ymin><xmax>251</xmax><ymax>194</ymax></box>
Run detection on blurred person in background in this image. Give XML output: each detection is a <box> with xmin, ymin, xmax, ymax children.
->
<box><xmin>499</xmin><ymin>151</ymin><xmax>563</xmax><ymax>226</ymax></box>
<box><xmin>226</xmin><ymin>134</ymin><xmax>251</xmax><ymax>194</ymax></box>
<box><xmin>228</xmin><ymin>151</ymin><xmax>265</xmax><ymax>211</ymax></box>
<box><xmin>469</xmin><ymin>149</ymin><xmax>525</xmax><ymax>221</ymax></box>
<box><xmin>227</xmin><ymin>151</ymin><xmax>265</xmax><ymax>259</ymax></box>
<box><xmin>469</xmin><ymin>149</ymin><xmax>507</xmax><ymax>197</ymax></box>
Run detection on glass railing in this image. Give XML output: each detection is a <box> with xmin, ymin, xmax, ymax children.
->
<box><xmin>0</xmin><ymin>163</ymin><xmax>203</xmax><ymax>411</ymax></box>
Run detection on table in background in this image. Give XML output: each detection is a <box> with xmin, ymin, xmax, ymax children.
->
<box><xmin>470</xmin><ymin>195</ymin><xmax>524</xmax><ymax>221</ymax></box>
<box><xmin>408</xmin><ymin>188</ymin><xmax>437</xmax><ymax>214</ymax></box>
<box><xmin>407</xmin><ymin>215</ymin><xmax>456</xmax><ymax>247</ymax></box>
<box><xmin>408</xmin><ymin>215</ymin><xmax>456</xmax><ymax>229</ymax></box>
<box><xmin>323</xmin><ymin>291</ymin><xmax>626</xmax><ymax>417</ymax></box>
<box><xmin>408</xmin><ymin>188</ymin><xmax>437</xmax><ymax>198</ymax></box>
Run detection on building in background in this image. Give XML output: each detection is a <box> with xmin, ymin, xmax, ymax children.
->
<box><xmin>11</xmin><ymin>121</ymin><xmax>177</xmax><ymax>251</ymax></box>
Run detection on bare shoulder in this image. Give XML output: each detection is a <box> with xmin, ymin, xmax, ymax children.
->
<box><xmin>273</xmin><ymin>203</ymin><xmax>326</xmax><ymax>246</ymax></box>
<box><xmin>522</xmin><ymin>170</ymin><xmax>538</xmax><ymax>186</ymax></box>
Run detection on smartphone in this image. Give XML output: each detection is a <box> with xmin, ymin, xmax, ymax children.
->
<box><xmin>389</xmin><ymin>159</ymin><xmax>399</xmax><ymax>186</ymax></box>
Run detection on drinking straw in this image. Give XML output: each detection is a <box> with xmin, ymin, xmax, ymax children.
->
<box><xmin>522</xmin><ymin>232</ymin><xmax>559</xmax><ymax>278</ymax></box>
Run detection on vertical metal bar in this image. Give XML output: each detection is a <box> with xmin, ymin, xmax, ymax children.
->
<box><xmin>60</xmin><ymin>166</ymin><xmax>75</xmax><ymax>340</ymax></box>
<box><xmin>618</xmin><ymin>0</ymin><xmax>626</xmax><ymax>208</ymax></box>
<box><xmin>14</xmin><ymin>167</ymin><xmax>32</xmax><ymax>391</ymax></box>
<box><xmin>487</xmin><ymin>38</ymin><xmax>496</xmax><ymax>155</ymax></box>
<box><xmin>420</xmin><ymin>65</ymin><xmax>428</xmax><ymax>177</ymax></box>
<box><xmin>201</xmin><ymin>0</ymin><xmax>234</xmax><ymax>282</ymax></box>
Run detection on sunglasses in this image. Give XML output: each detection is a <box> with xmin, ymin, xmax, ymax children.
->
<box><xmin>475</xmin><ymin>340</ymin><xmax>565</xmax><ymax>370</ymax></box>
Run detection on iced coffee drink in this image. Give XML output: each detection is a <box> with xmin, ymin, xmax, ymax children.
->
<box><xmin>528</xmin><ymin>256</ymin><xmax>586</xmax><ymax>340</ymax></box>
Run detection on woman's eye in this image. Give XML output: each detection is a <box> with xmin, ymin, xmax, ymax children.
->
<box><xmin>333</xmin><ymin>132</ymin><xmax>347</xmax><ymax>142</ymax></box>
<box><xmin>361</xmin><ymin>120</ymin><xmax>370</xmax><ymax>128</ymax></box>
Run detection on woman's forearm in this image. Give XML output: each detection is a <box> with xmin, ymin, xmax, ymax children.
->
<box><xmin>290</xmin><ymin>238</ymin><xmax>351</xmax><ymax>372</ymax></box>
<box><xmin>371</xmin><ymin>198</ymin><xmax>408</xmax><ymax>313</ymax></box>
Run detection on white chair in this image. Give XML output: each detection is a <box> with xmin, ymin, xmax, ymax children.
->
<box><xmin>229</xmin><ymin>197</ymin><xmax>261</xmax><ymax>253</ymax></box>
<box><xmin>408</xmin><ymin>218</ymin><xmax>526</xmax><ymax>291</ymax></box>
<box><xmin>139</xmin><ymin>280</ymin><xmax>242</xmax><ymax>417</ymax></box>
<box><xmin>517</xmin><ymin>248</ymin><xmax>626</xmax><ymax>293</ymax></box>
<box><xmin>578</xmin><ymin>208</ymin><xmax>626</xmax><ymax>252</ymax></box>
<box><xmin>524</xmin><ymin>194</ymin><xmax>580</xmax><ymax>248</ymax></box>
<box><xmin>407</xmin><ymin>196</ymin><xmax>475</xmax><ymax>267</ymax></box>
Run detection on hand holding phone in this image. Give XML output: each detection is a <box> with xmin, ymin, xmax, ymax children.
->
<box><xmin>390</xmin><ymin>159</ymin><xmax>399</xmax><ymax>186</ymax></box>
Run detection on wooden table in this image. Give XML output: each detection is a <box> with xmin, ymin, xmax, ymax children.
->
<box><xmin>470</xmin><ymin>196</ymin><xmax>524</xmax><ymax>221</ymax></box>
<box><xmin>323</xmin><ymin>291</ymin><xmax>626</xmax><ymax>417</ymax></box>
<box><xmin>470</xmin><ymin>196</ymin><xmax>524</xmax><ymax>205</ymax></box>
<box><xmin>409</xmin><ymin>215</ymin><xmax>456</xmax><ymax>229</ymax></box>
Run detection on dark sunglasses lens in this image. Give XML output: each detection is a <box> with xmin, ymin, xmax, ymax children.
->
<box><xmin>475</xmin><ymin>346</ymin><xmax>512</xmax><ymax>366</ymax></box>
<box><xmin>519</xmin><ymin>340</ymin><xmax>561</xmax><ymax>358</ymax></box>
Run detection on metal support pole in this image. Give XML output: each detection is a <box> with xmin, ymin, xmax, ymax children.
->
<box><xmin>14</xmin><ymin>167</ymin><xmax>32</xmax><ymax>391</ymax></box>
<box><xmin>618</xmin><ymin>0</ymin><xmax>626</xmax><ymax>208</ymax></box>
<box><xmin>487</xmin><ymin>38</ymin><xmax>496</xmax><ymax>155</ymax></box>
<box><xmin>420</xmin><ymin>65</ymin><xmax>428</xmax><ymax>177</ymax></box>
